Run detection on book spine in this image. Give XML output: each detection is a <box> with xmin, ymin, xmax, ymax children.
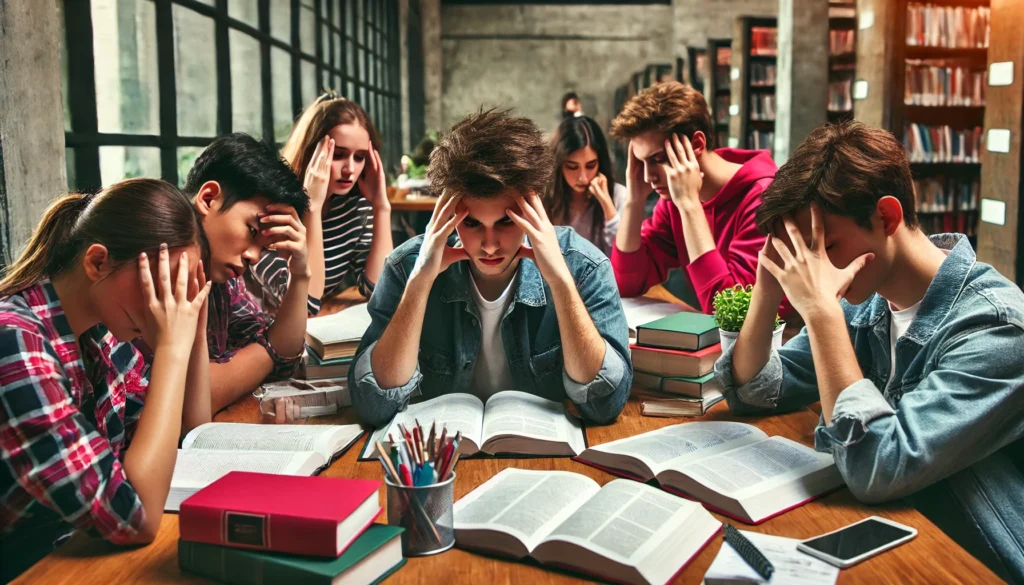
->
<box><xmin>179</xmin><ymin>540</ymin><xmax>326</xmax><ymax>585</ymax></box>
<box><xmin>180</xmin><ymin>504</ymin><xmax>337</xmax><ymax>557</ymax></box>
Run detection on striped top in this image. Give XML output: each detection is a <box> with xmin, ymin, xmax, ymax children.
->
<box><xmin>250</xmin><ymin>191</ymin><xmax>375</xmax><ymax>315</ymax></box>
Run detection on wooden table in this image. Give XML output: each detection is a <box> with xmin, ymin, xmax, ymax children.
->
<box><xmin>14</xmin><ymin>397</ymin><xmax>1001</xmax><ymax>584</ymax></box>
<box><xmin>389</xmin><ymin>187</ymin><xmax>438</xmax><ymax>212</ymax></box>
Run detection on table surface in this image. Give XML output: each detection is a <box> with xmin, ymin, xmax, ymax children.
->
<box><xmin>389</xmin><ymin>187</ymin><xmax>438</xmax><ymax>212</ymax></box>
<box><xmin>12</xmin><ymin>289</ymin><xmax>1000</xmax><ymax>585</ymax></box>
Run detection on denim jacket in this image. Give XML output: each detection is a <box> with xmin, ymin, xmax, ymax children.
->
<box><xmin>350</xmin><ymin>226</ymin><xmax>632</xmax><ymax>428</ymax></box>
<box><xmin>715</xmin><ymin>234</ymin><xmax>1024</xmax><ymax>583</ymax></box>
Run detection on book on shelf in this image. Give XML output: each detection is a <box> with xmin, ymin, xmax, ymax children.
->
<box><xmin>715</xmin><ymin>96</ymin><xmax>731</xmax><ymax>124</ymax></box>
<box><xmin>636</xmin><ymin>312</ymin><xmax>719</xmax><ymax>351</ymax></box>
<box><xmin>905</xmin><ymin>60</ymin><xmax>986</xmax><ymax>106</ymax></box>
<box><xmin>620</xmin><ymin>296</ymin><xmax>686</xmax><ymax>338</ymax></box>
<box><xmin>903</xmin><ymin>123</ymin><xmax>982</xmax><ymax>164</ymax></box>
<box><xmin>178</xmin><ymin>524</ymin><xmax>406</xmax><ymax>585</ymax></box>
<box><xmin>748</xmin><ymin>130</ymin><xmax>774</xmax><ymax>151</ymax></box>
<box><xmin>360</xmin><ymin>390</ymin><xmax>586</xmax><ymax>460</ymax></box>
<box><xmin>637</xmin><ymin>387</ymin><xmax>725</xmax><ymax>418</ymax></box>
<box><xmin>630</xmin><ymin>343</ymin><xmax>722</xmax><ymax>378</ymax></box>
<box><xmin>305</xmin><ymin>302</ymin><xmax>372</xmax><ymax>360</ymax></box>
<box><xmin>714</xmin><ymin>47</ymin><xmax>732</xmax><ymax>87</ymax></box>
<box><xmin>828</xmin><ymin>79</ymin><xmax>853</xmax><ymax>112</ymax></box>
<box><xmin>166</xmin><ymin>423</ymin><xmax>364</xmax><ymax>511</ymax></box>
<box><xmin>829</xmin><ymin>29</ymin><xmax>855</xmax><ymax>55</ymax></box>
<box><xmin>915</xmin><ymin>175</ymin><xmax>980</xmax><ymax>213</ymax></box>
<box><xmin>180</xmin><ymin>472</ymin><xmax>381</xmax><ymax>558</ymax></box>
<box><xmin>750</xmin><ymin>62</ymin><xmax>776</xmax><ymax>86</ymax></box>
<box><xmin>750</xmin><ymin>26</ymin><xmax>778</xmax><ymax>56</ymax></box>
<box><xmin>453</xmin><ymin>468</ymin><xmax>722</xmax><ymax>585</ymax></box>
<box><xmin>750</xmin><ymin>94</ymin><xmax>776</xmax><ymax>121</ymax></box>
<box><xmin>633</xmin><ymin>370</ymin><xmax>722</xmax><ymax>399</ymax></box>
<box><xmin>576</xmin><ymin>421</ymin><xmax>844</xmax><ymax>524</ymax></box>
<box><xmin>906</xmin><ymin>3</ymin><xmax>990</xmax><ymax>49</ymax></box>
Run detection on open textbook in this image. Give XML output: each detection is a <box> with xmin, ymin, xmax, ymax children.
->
<box><xmin>454</xmin><ymin>468</ymin><xmax>721</xmax><ymax>585</ymax></box>
<box><xmin>165</xmin><ymin>423</ymin><xmax>364</xmax><ymax>511</ymax></box>
<box><xmin>360</xmin><ymin>391</ymin><xmax>586</xmax><ymax>459</ymax></box>
<box><xmin>576</xmin><ymin>422</ymin><xmax>843</xmax><ymax>524</ymax></box>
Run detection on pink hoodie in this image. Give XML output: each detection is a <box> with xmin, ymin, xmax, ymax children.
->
<box><xmin>612</xmin><ymin>148</ymin><xmax>794</xmax><ymax>319</ymax></box>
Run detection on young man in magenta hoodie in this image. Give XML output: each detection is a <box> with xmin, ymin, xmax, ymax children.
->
<box><xmin>610</xmin><ymin>82</ymin><xmax>792</xmax><ymax>319</ymax></box>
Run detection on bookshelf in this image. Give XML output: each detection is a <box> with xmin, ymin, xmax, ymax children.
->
<box><xmin>854</xmin><ymin>0</ymin><xmax>990</xmax><ymax>245</ymax></box>
<box><xmin>730</xmin><ymin>16</ymin><xmax>778</xmax><ymax>151</ymax></box>
<box><xmin>644</xmin><ymin>63</ymin><xmax>674</xmax><ymax>89</ymax></box>
<box><xmin>705</xmin><ymin>38</ymin><xmax>733</xmax><ymax>149</ymax></box>
<box><xmin>687</xmin><ymin>46</ymin><xmax>707</xmax><ymax>93</ymax></box>
<box><xmin>828</xmin><ymin>2</ymin><xmax>857</xmax><ymax>123</ymax></box>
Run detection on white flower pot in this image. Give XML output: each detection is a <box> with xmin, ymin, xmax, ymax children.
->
<box><xmin>719</xmin><ymin>324</ymin><xmax>784</xmax><ymax>354</ymax></box>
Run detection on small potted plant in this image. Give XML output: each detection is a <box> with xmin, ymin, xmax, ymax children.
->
<box><xmin>712</xmin><ymin>284</ymin><xmax>784</xmax><ymax>353</ymax></box>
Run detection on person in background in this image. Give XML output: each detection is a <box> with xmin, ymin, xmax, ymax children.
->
<box><xmin>350</xmin><ymin>110</ymin><xmax>631</xmax><ymax>427</ymax></box>
<box><xmin>610</xmin><ymin>81</ymin><xmax>793</xmax><ymax>320</ymax></box>
<box><xmin>181</xmin><ymin>133</ymin><xmax>311</xmax><ymax>413</ymax></box>
<box><xmin>561</xmin><ymin>91</ymin><xmax>583</xmax><ymax>119</ymax></box>
<box><xmin>543</xmin><ymin>115</ymin><xmax>627</xmax><ymax>256</ymax></box>
<box><xmin>718</xmin><ymin>121</ymin><xmax>1024</xmax><ymax>584</ymax></box>
<box><xmin>0</xmin><ymin>180</ymin><xmax>211</xmax><ymax>581</ymax></box>
<box><xmin>251</xmin><ymin>93</ymin><xmax>392</xmax><ymax>315</ymax></box>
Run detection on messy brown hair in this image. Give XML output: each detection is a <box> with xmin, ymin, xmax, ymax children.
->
<box><xmin>756</xmin><ymin>121</ymin><xmax>918</xmax><ymax>232</ymax></box>
<box><xmin>610</xmin><ymin>81</ymin><xmax>714</xmax><ymax>147</ymax></box>
<box><xmin>428</xmin><ymin>109</ymin><xmax>552</xmax><ymax>199</ymax></box>
<box><xmin>280</xmin><ymin>92</ymin><xmax>382</xmax><ymax>182</ymax></box>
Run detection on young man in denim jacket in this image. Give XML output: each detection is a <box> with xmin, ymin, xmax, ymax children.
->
<box><xmin>350</xmin><ymin>110</ymin><xmax>632</xmax><ymax>427</ymax></box>
<box><xmin>716</xmin><ymin>121</ymin><xmax>1024</xmax><ymax>583</ymax></box>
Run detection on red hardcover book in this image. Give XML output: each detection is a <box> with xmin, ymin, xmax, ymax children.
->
<box><xmin>180</xmin><ymin>472</ymin><xmax>381</xmax><ymax>558</ymax></box>
<box><xmin>629</xmin><ymin>343</ymin><xmax>722</xmax><ymax>378</ymax></box>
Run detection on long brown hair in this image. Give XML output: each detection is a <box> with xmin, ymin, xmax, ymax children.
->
<box><xmin>0</xmin><ymin>178</ymin><xmax>206</xmax><ymax>296</ymax></box>
<box><xmin>280</xmin><ymin>93</ymin><xmax>382</xmax><ymax>189</ymax></box>
<box><xmin>544</xmin><ymin>116</ymin><xmax>616</xmax><ymax>244</ymax></box>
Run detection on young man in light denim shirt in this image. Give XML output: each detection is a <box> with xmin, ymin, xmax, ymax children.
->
<box><xmin>715</xmin><ymin>121</ymin><xmax>1024</xmax><ymax>583</ymax></box>
<box><xmin>350</xmin><ymin>110</ymin><xmax>632</xmax><ymax>427</ymax></box>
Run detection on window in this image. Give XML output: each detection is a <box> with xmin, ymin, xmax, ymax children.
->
<box><xmin>62</xmin><ymin>0</ymin><xmax>403</xmax><ymax>191</ymax></box>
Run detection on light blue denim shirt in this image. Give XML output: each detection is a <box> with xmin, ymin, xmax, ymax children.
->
<box><xmin>715</xmin><ymin>234</ymin><xmax>1024</xmax><ymax>583</ymax></box>
<box><xmin>350</xmin><ymin>226</ymin><xmax>632</xmax><ymax>428</ymax></box>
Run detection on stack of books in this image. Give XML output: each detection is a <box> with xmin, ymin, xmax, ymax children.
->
<box><xmin>630</xmin><ymin>313</ymin><xmax>724</xmax><ymax>417</ymax></box>
<box><xmin>829</xmin><ymin>29</ymin><xmax>855</xmax><ymax>55</ymax></box>
<box><xmin>750</xmin><ymin>26</ymin><xmax>778</xmax><ymax>56</ymax></box>
<box><xmin>903</xmin><ymin>123</ymin><xmax>982</xmax><ymax>163</ymax></box>
<box><xmin>300</xmin><ymin>302</ymin><xmax>373</xmax><ymax>380</ymax></box>
<box><xmin>906</xmin><ymin>3</ymin><xmax>990</xmax><ymax>49</ymax></box>
<box><xmin>904</xmin><ymin>60</ymin><xmax>987</xmax><ymax>107</ymax></box>
<box><xmin>178</xmin><ymin>472</ymin><xmax>405</xmax><ymax>585</ymax></box>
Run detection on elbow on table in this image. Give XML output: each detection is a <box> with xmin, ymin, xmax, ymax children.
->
<box><xmin>842</xmin><ymin>470</ymin><xmax>918</xmax><ymax>505</ymax></box>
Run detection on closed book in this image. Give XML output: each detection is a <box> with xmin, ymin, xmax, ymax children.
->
<box><xmin>629</xmin><ymin>344</ymin><xmax>722</xmax><ymax>378</ymax></box>
<box><xmin>632</xmin><ymin>371</ymin><xmax>720</xmax><ymax>399</ymax></box>
<box><xmin>640</xmin><ymin>388</ymin><xmax>725</xmax><ymax>417</ymax></box>
<box><xmin>306</xmin><ymin>304</ymin><xmax>372</xmax><ymax>361</ymax></box>
<box><xmin>636</xmin><ymin>312</ymin><xmax>719</xmax><ymax>351</ymax></box>
<box><xmin>180</xmin><ymin>472</ymin><xmax>381</xmax><ymax>558</ymax></box>
<box><xmin>303</xmin><ymin>351</ymin><xmax>355</xmax><ymax>380</ymax></box>
<box><xmin>178</xmin><ymin>524</ymin><xmax>405</xmax><ymax>585</ymax></box>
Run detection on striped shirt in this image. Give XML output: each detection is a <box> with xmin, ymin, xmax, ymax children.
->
<box><xmin>249</xmin><ymin>192</ymin><xmax>375</xmax><ymax>315</ymax></box>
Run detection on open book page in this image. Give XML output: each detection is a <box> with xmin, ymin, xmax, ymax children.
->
<box><xmin>363</xmin><ymin>393</ymin><xmax>485</xmax><ymax>458</ymax></box>
<box><xmin>183</xmin><ymin>423</ymin><xmax>362</xmax><ymax>461</ymax></box>
<box><xmin>704</xmin><ymin>531</ymin><xmax>839</xmax><ymax>585</ymax></box>
<box><xmin>540</xmin><ymin>479</ymin><xmax>714</xmax><ymax>570</ymax></box>
<box><xmin>306</xmin><ymin>302</ymin><xmax>371</xmax><ymax>345</ymax></box>
<box><xmin>481</xmin><ymin>391</ymin><xmax>586</xmax><ymax>455</ymax></box>
<box><xmin>454</xmin><ymin>469</ymin><xmax>600</xmax><ymax>554</ymax></box>
<box><xmin>166</xmin><ymin>449</ymin><xmax>321</xmax><ymax>511</ymax></box>
<box><xmin>583</xmin><ymin>422</ymin><xmax>767</xmax><ymax>480</ymax></box>
<box><xmin>620</xmin><ymin>297</ymin><xmax>685</xmax><ymax>337</ymax></box>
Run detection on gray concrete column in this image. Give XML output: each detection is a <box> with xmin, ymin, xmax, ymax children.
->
<box><xmin>0</xmin><ymin>0</ymin><xmax>68</xmax><ymax>267</ymax></box>
<box><xmin>399</xmin><ymin>0</ymin><xmax>411</xmax><ymax>152</ymax></box>
<box><xmin>774</xmin><ymin>0</ymin><xmax>829</xmax><ymax>163</ymax></box>
<box><xmin>421</xmin><ymin>0</ymin><xmax>442</xmax><ymax>132</ymax></box>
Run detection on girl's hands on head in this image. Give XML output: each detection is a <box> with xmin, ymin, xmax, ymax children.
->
<box><xmin>357</xmin><ymin>144</ymin><xmax>390</xmax><ymax>211</ymax></box>
<box><xmin>134</xmin><ymin>245</ymin><xmax>212</xmax><ymax>356</ymax></box>
<box><xmin>304</xmin><ymin>136</ymin><xmax>335</xmax><ymax>214</ymax></box>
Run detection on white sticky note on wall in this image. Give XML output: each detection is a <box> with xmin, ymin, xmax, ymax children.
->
<box><xmin>981</xmin><ymin>199</ymin><xmax>1006</xmax><ymax>226</ymax></box>
<box><xmin>729</xmin><ymin>104</ymin><xmax>740</xmax><ymax>116</ymax></box>
<box><xmin>859</xmin><ymin>11</ymin><xmax>875</xmax><ymax>30</ymax></box>
<box><xmin>989</xmin><ymin>62</ymin><xmax>1014</xmax><ymax>86</ymax></box>
<box><xmin>731</xmin><ymin>67</ymin><xmax>740</xmax><ymax>81</ymax></box>
<box><xmin>987</xmin><ymin>129</ymin><xmax>1011</xmax><ymax>153</ymax></box>
<box><xmin>728</xmin><ymin>137</ymin><xmax>740</xmax><ymax>148</ymax></box>
<box><xmin>853</xmin><ymin>80</ymin><xmax>869</xmax><ymax>100</ymax></box>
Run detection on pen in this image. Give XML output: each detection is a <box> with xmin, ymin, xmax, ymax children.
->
<box><xmin>427</xmin><ymin>422</ymin><xmax>437</xmax><ymax>461</ymax></box>
<box><xmin>723</xmin><ymin>524</ymin><xmax>774</xmax><ymax>581</ymax></box>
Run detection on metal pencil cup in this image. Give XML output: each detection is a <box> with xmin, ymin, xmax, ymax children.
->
<box><xmin>384</xmin><ymin>472</ymin><xmax>456</xmax><ymax>556</ymax></box>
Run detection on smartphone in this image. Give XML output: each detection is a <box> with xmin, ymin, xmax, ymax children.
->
<box><xmin>796</xmin><ymin>516</ymin><xmax>917</xmax><ymax>568</ymax></box>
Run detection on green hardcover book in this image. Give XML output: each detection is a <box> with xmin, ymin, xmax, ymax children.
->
<box><xmin>635</xmin><ymin>313</ymin><xmax>720</xmax><ymax>351</ymax></box>
<box><xmin>179</xmin><ymin>524</ymin><xmax>405</xmax><ymax>585</ymax></box>
<box><xmin>632</xmin><ymin>371</ymin><xmax>720</xmax><ymax>399</ymax></box>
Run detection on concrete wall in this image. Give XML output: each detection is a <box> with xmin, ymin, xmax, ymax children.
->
<box><xmin>439</xmin><ymin>4</ymin><xmax>673</xmax><ymax>135</ymax></box>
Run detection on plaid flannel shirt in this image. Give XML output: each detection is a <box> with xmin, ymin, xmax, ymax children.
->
<box><xmin>206</xmin><ymin>277</ymin><xmax>301</xmax><ymax>378</ymax></box>
<box><xmin>0</xmin><ymin>282</ymin><xmax>147</xmax><ymax>544</ymax></box>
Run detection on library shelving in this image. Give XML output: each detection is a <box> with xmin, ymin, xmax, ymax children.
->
<box><xmin>854</xmin><ymin>0</ymin><xmax>990</xmax><ymax>245</ymax></box>
<box><xmin>705</xmin><ymin>38</ymin><xmax>733</xmax><ymax>149</ymax></box>
<box><xmin>687</xmin><ymin>46</ymin><xmax>707</xmax><ymax>94</ymax></box>
<box><xmin>730</xmin><ymin>16</ymin><xmax>778</xmax><ymax>151</ymax></box>
<box><xmin>828</xmin><ymin>2</ymin><xmax>857</xmax><ymax>123</ymax></box>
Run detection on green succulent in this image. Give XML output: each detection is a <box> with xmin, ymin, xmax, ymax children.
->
<box><xmin>712</xmin><ymin>284</ymin><xmax>781</xmax><ymax>332</ymax></box>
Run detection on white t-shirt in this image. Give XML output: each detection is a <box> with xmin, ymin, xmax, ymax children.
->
<box><xmin>888</xmin><ymin>299</ymin><xmax>922</xmax><ymax>388</ymax></box>
<box><xmin>469</xmin><ymin>272</ymin><xmax>518</xmax><ymax>400</ymax></box>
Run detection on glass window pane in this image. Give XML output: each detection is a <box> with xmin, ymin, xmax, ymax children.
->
<box><xmin>271</xmin><ymin>47</ymin><xmax>294</xmax><ymax>142</ymax></box>
<box><xmin>355</xmin><ymin>0</ymin><xmax>363</xmax><ymax>44</ymax></box>
<box><xmin>92</xmin><ymin>0</ymin><xmax>160</xmax><ymax>134</ymax></box>
<box><xmin>173</xmin><ymin>5</ymin><xmax>217</xmax><ymax>136</ymax></box>
<box><xmin>346</xmin><ymin>38</ymin><xmax>355</xmax><ymax>73</ymax></box>
<box><xmin>300</xmin><ymin>4</ymin><xmax>316</xmax><ymax>56</ymax></box>
<box><xmin>177</xmin><ymin>147</ymin><xmax>206</xmax><ymax>188</ymax></box>
<box><xmin>322</xmin><ymin>23</ymin><xmax>331</xmax><ymax>64</ymax></box>
<box><xmin>65</xmin><ymin>148</ymin><xmax>76</xmax><ymax>191</ymax></box>
<box><xmin>100</xmin><ymin>146</ymin><xmax>161</xmax><ymax>185</ymax></box>
<box><xmin>301</xmin><ymin>59</ymin><xmax>318</xmax><ymax>105</ymax></box>
<box><xmin>270</xmin><ymin>0</ymin><xmax>290</xmax><ymax>42</ymax></box>
<box><xmin>228</xmin><ymin>0</ymin><xmax>258</xmax><ymax>27</ymax></box>
<box><xmin>347</xmin><ymin>80</ymin><xmax>355</xmax><ymax>99</ymax></box>
<box><xmin>346</xmin><ymin>0</ymin><xmax>355</xmax><ymax>36</ymax></box>
<box><xmin>334</xmin><ymin>32</ymin><xmax>343</xmax><ymax>76</ymax></box>
<box><xmin>230</xmin><ymin>30</ymin><xmax>263</xmax><ymax>136</ymax></box>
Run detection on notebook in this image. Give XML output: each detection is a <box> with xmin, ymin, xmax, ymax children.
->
<box><xmin>359</xmin><ymin>391</ymin><xmax>586</xmax><ymax>460</ymax></box>
<box><xmin>704</xmin><ymin>530</ymin><xmax>839</xmax><ymax>585</ymax></box>
<box><xmin>575</xmin><ymin>421</ymin><xmax>844</xmax><ymax>524</ymax></box>
<box><xmin>454</xmin><ymin>468</ymin><xmax>721</xmax><ymax>585</ymax></box>
<box><xmin>165</xmin><ymin>423</ymin><xmax>364</xmax><ymax>511</ymax></box>
<box><xmin>636</xmin><ymin>312</ymin><xmax>720</xmax><ymax>351</ymax></box>
<box><xmin>620</xmin><ymin>297</ymin><xmax>686</xmax><ymax>337</ymax></box>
